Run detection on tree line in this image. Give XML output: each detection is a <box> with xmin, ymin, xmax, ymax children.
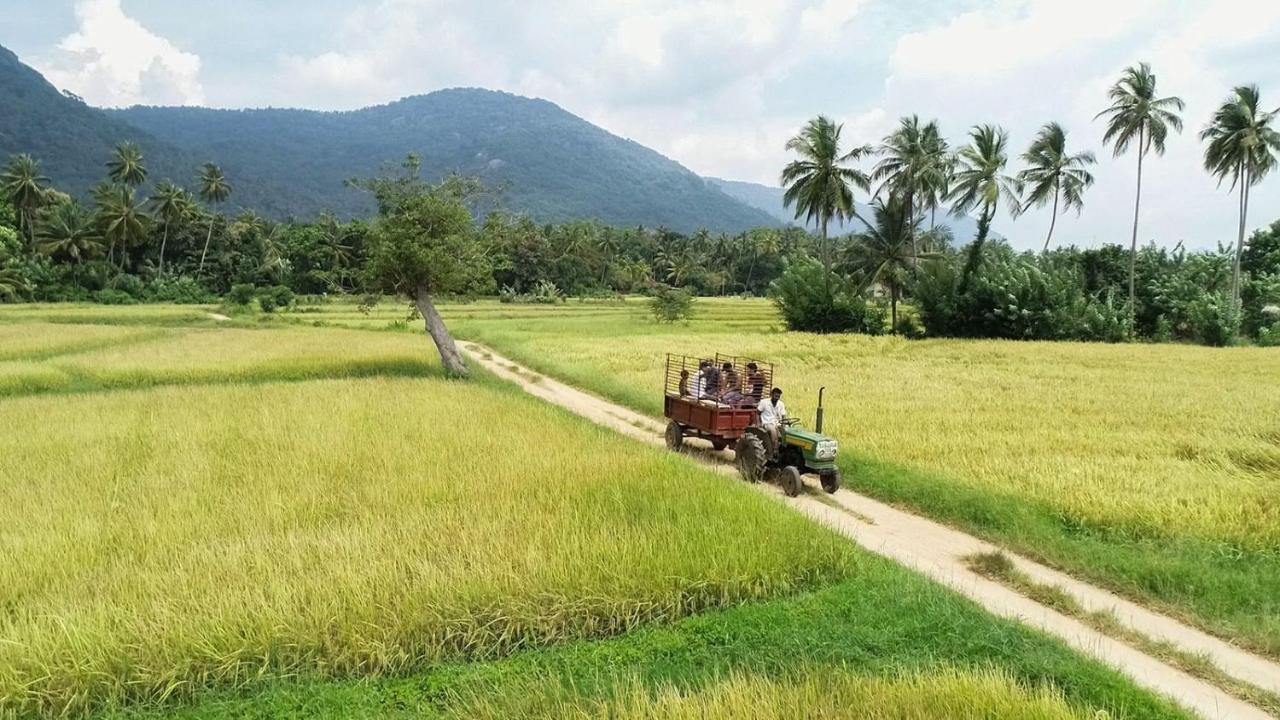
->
<box><xmin>1</xmin><ymin>62</ymin><xmax>1277</xmax><ymax>352</ymax></box>
<box><xmin>774</xmin><ymin>63</ymin><xmax>1279</xmax><ymax>345</ymax></box>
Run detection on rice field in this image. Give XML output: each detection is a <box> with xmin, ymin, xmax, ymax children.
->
<box><xmin>357</xmin><ymin>296</ymin><xmax>1280</xmax><ymax>656</ymax></box>
<box><xmin>459</xmin><ymin>668</ymin><xmax>1092</xmax><ymax>720</ymax></box>
<box><xmin>0</xmin><ymin>306</ymin><xmax>1223</xmax><ymax>719</ymax></box>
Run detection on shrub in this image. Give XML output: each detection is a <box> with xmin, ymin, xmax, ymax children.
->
<box><xmin>94</xmin><ymin>289</ymin><xmax>137</xmax><ymax>305</ymax></box>
<box><xmin>257</xmin><ymin>285</ymin><xmax>295</xmax><ymax>313</ymax></box>
<box><xmin>649</xmin><ymin>284</ymin><xmax>695</xmax><ymax>323</ymax></box>
<box><xmin>226</xmin><ymin>284</ymin><xmax>256</xmax><ymax>306</ymax></box>
<box><xmin>1257</xmin><ymin>320</ymin><xmax>1280</xmax><ymax>347</ymax></box>
<box><xmin>149</xmin><ymin>276</ymin><xmax>214</xmax><ymax>304</ymax></box>
<box><xmin>771</xmin><ymin>257</ymin><xmax>876</xmax><ymax>334</ymax></box>
<box><xmin>1187</xmin><ymin>292</ymin><xmax>1240</xmax><ymax>347</ymax></box>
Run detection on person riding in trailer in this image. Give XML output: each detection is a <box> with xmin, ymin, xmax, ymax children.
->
<box><xmin>746</xmin><ymin>362</ymin><xmax>766</xmax><ymax>401</ymax></box>
<box><xmin>720</xmin><ymin>361</ymin><xmax>746</xmax><ymax>405</ymax></box>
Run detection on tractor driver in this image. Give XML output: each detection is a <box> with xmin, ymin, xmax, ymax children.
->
<box><xmin>757</xmin><ymin>387</ymin><xmax>787</xmax><ymax>446</ymax></box>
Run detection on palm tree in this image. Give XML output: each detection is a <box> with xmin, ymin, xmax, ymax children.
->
<box><xmin>1200</xmin><ymin>84</ymin><xmax>1280</xmax><ymax>305</ymax></box>
<box><xmin>1096</xmin><ymin>63</ymin><xmax>1184</xmax><ymax>326</ymax></box>
<box><xmin>96</xmin><ymin>186</ymin><xmax>150</xmax><ymax>271</ymax></box>
<box><xmin>1018</xmin><ymin>123</ymin><xmax>1096</xmax><ymax>252</ymax></box>
<box><xmin>946</xmin><ymin>124</ymin><xmax>1022</xmax><ymax>289</ymax></box>
<box><xmin>106</xmin><ymin>142</ymin><xmax>147</xmax><ymax>187</ymax></box>
<box><xmin>148</xmin><ymin>181</ymin><xmax>191</xmax><ymax>275</ymax></box>
<box><xmin>872</xmin><ymin>116</ymin><xmax>951</xmax><ymax>266</ymax></box>
<box><xmin>97</xmin><ymin>187</ymin><xmax>149</xmax><ymax>272</ymax></box>
<box><xmin>846</xmin><ymin>195</ymin><xmax>939</xmax><ymax>332</ymax></box>
<box><xmin>1</xmin><ymin>154</ymin><xmax>51</xmax><ymax>246</ymax></box>
<box><xmin>36</xmin><ymin>201</ymin><xmax>103</xmax><ymax>268</ymax></box>
<box><xmin>197</xmin><ymin>163</ymin><xmax>231</xmax><ymax>274</ymax></box>
<box><xmin>781</xmin><ymin>116</ymin><xmax>872</xmax><ymax>285</ymax></box>
<box><xmin>318</xmin><ymin>210</ymin><xmax>356</xmax><ymax>291</ymax></box>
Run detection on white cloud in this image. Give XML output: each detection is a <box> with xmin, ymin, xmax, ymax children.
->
<box><xmin>34</xmin><ymin>0</ymin><xmax>204</xmax><ymax>107</ymax></box>
<box><xmin>876</xmin><ymin>0</ymin><xmax>1280</xmax><ymax>250</ymax></box>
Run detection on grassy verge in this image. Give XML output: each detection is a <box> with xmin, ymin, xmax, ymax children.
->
<box><xmin>106</xmin><ymin>562</ymin><xmax>1190</xmax><ymax>720</ymax></box>
<box><xmin>966</xmin><ymin>552</ymin><xmax>1280</xmax><ymax>716</ymax></box>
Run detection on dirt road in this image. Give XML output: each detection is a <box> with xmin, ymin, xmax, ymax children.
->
<box><xmin>462</xmin><ymin>342</ymin><xmax>1279</xmax><ymax>720</ymax></box>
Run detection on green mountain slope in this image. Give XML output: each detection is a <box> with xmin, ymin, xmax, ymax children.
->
<box><xmin>2</xmin><ymin>44</ymin><xmax>776</xmax><ymax>232</ymax></box>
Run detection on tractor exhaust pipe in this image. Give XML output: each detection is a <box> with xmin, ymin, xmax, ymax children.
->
<box><xmin>816</xmin><ymin>386</ymin><xmax>826</xmax><ymax>433</ymax></box>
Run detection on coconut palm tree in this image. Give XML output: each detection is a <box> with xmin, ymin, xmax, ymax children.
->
<box><xmin>1200</xmin><ymin>84</ymin><xmax>1280</xmax><ymax>305</ymax></box>
<box><xmin>846</xmin><ymin>194</ymin><xmax>938</xmax><ymax>332</ymax></box>
<box><xmin>96</xmin><ymin>186</ymin><xmax>149</xmax><ymax>271</ymax></box>
<box><xmin>781</xmin><ymin>116</ymin><xmax>872</xmax><ymax>285</ymax></box>
<box><xmin>0</xmin><ymin>264</ymin><xmax>29</xmax><ymax>301</ymax></box>
<box><xmin>197</xmin><ymin>163</ymin><xmax>231</xmax><ymax>275</ymax></box>
<box><xmin>106</xmin><ymin>142</ymin><xmax>148</xmax><ymax>188</ymax></box>
<box><xmin>36</xmin><ymin>201</ymin><xmax>103</xmax><ymax>266</ymax></box>
<box><xmin>1</xmin><ymin>154</ymin><xmax>51</xmax><ymax>246</ymax></box>
<box><xmin>1018</xmin><ymin>123</ymin><xmax>1096</xmax><ymax>252</ymax></box>
<box><xmin>872</xmin><ymin>116</ymin><xmax>951</xmax><ymax>267</ymax></box>
<box><xmin>1096</xmin><ymin>62</ymin><xmax>1184</xmax><ymax>326</ymax></box>
<box><xmin>947</xmin><ymin>124</ymin><xmax>1023</xmax><ymax>290</ymax></box>
<box><xmin>148</xmin><ymin>181</ymin><xmax>192</xmax><ymax>275</ymax></box>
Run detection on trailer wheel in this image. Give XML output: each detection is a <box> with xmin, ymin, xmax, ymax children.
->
<box><xmin>735</xmin><ymin>433</ymin><xmax>767</xmax><ymax>483</ymax></box>
<box><xmin>711</xmin><ymin>439</ymin><xmax>728</xmax><ymax>451</ymax></box>
<box><xmin>820</xmin><ymin>469</ymin><xmax>841</xmax><ymax>494</ymax></box>
<box><xmin>780</xmin><ymin>466</ymin><xmax>802</xmax><ymax>497</ymax></box>
<box><xmin>665</xmin><ymin>421</ymin><xmax>684</xmax><ymax>451</ymax></box>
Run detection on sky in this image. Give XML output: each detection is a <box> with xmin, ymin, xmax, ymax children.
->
<box><xmin>3</xmin><ymin>0</ymin><xmax>1279</xmax><ymax>250</ymax></box>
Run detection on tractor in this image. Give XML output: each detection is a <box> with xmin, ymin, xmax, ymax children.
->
<box><xmin>662</xmin><ymin>354</ymin><xmax>841</xmax><ymax>497</ymax></box>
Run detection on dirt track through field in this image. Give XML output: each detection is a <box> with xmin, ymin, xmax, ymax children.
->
<box><xmin>461</xmin><ymin>342</ymin><xmax>1279</xmax><ymax>720</ymax></box>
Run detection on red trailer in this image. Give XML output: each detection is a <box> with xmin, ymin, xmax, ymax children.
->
<box><xmin>663</xmin><ymin>353</ymin><xmax>773</xmax><ymax>451</ymax></box>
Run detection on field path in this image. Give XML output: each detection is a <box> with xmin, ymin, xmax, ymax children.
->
<box><xmin>461</xmin><ymin>342</ymin><xmax>1279</xmax><ymax>720</ymax></box>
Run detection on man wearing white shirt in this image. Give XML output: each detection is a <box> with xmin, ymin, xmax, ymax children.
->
<box><xmin>757</xmin><ymin>387</ymin><xmax>787</xmax><ymax>447</ymax></box>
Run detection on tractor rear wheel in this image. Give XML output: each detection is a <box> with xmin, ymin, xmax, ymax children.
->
<box><xmin>735</xmin><ymin>433</ymin><xmax>767</xmax><ymax>483</ymax></box>
<box><xmin>821</xmin><ymin>469</ymin><xmax>842</xmax><ymax>494</ymax></box>
<box><xmin>665</xmin><ymin>421</ymin><xmax>684</xmax><ymax>451</ymax></box>
<box><xmin>779</xmin><ymin>465</ymin><xmax>802</xmax><ymax>497</ymax></box>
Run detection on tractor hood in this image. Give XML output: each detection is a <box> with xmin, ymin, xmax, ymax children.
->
<box><xmin>784</xmin><ymin>425</ymin><xmax>834</xmax><ymax>445</ymax></box>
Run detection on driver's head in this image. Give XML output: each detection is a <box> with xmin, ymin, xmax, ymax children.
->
<box><xmin>770</xmin><ymin>387</ymin><xmax>782</xmax><ymax>402</ymax></box>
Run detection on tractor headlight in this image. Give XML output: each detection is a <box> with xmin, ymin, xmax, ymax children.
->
<box><xmin>816</xmin><ymin>439</ymin><xmax>838</xmax><ymax>460</ymax></box>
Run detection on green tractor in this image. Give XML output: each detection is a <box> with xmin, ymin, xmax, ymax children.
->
<box><xmin>735</xmin><ymin>387</ymin><xmax>841</xmax><ymax>497</ymax></box>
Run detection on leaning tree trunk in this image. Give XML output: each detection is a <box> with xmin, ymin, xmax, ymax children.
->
<box><xmin>819</xmin><ymin>215</ymin><xmax>832</xmax><ymax>293</ymax></box>
<box><xmin>960</xmin><ymin>204</ymin><xmax>992</xmax><ymax>293</ymax></box>
<box><xmin>1128</xmin><ymin>130</ymin><xmax>1145</xmax><ymax>337</ymax></box>
<box><xmin>1233</xmin><ymin>163</ymin><xmax>1251</xmax><ymax>307</ymax></box>
<box><xmin>1042</xmin><ymin>179</ymin><xmax>1060</xmax><ymax>253</ymax></box>
<box><xmin>159</xmin><ymin>221</ymin><xmax>170</xmax><ymax>275</ymax></box>
<box><xmin>890</xmin><ymin>283</ymin><xmax>899</xmax><ymax>335</ymax></box>
<box><xmin>198</xmin><ymin>215</ymin><xmax>216</xmax><ymax>275</ymax></box>
<box><xmin>415</xmin><ymin>286</ymin><xmax>469</xmax><ymax>377</ymax></box>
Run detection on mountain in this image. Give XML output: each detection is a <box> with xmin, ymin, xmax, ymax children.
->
<box><xmin>707</xmin><ymin>177</ymin><xmax>999</xmax><ymax>245</ymax></box>
<box><xmin>1</xmin><ymin>45</ymin><xmax>776</xmax><ymax>233</ymax></box>
<box><xmin>0</xmin><ymin>45</ymin><xmax>199</xmax><ymax>194</ymax></box>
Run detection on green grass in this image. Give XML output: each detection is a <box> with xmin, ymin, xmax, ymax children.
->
<box><xmin>106</xmin><ymin>560</ymin><xmax>1189</xmax><ymax>720</ymax></box>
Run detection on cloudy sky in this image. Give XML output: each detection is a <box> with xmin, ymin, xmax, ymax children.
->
<box><xmin>4</xmin><ymin>0</ymin><xmax>1279</xmax><ymax>249</ymax></box>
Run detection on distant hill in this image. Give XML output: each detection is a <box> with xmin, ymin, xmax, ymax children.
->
<box><xmin>707</xmin><ymin>177</ymin><xmax>998</xmax><ymax>244</ymax></box>
<box><xmin>2</xmin><ymin>44</ymin><xmax>777</xmax><ymax>233</ymax></box>
<box><xmin>0</xmin><ymin>45</ymin><xmax>200</xmax><ymax>194</ymax></box>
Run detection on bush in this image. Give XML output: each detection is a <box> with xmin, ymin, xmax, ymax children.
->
<box><xmin>94</xmin><ymin>289</ymin><xmax>137</xmax><ymax>305</ymax></box>
<box><xmin>1187</xmin><ymin>292</ymin><xmax>1240</xmax><ymax>347</ymax></box>
<box><xmin>226</xmin><ymin>283</ymin><xmax>256</xmax><ymax>306</ymax></box>
<box><xmin>1257</xmin><ymin>321</ymin><xmax>1280</xmax><ymax>347</ymax></box>
<box><xmin>149</xmin><ymin>276</ymin><xmax>214</xmax><ymax>304</ymax></box>
<box><xmin>771</xmin><ymin>257</ymin><xmax>877</xmax><ymax>334</ymax></box>
<box><xmin>649</xmin><ymin>284</ymin><xmax>695</xmax><ymax>323</ymax></box>
<box><xmin>257</xmin><ymin>285</ymin><xmax>295</xmax><ymax>313</ymax></box>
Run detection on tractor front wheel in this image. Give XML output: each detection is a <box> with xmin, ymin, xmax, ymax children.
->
<box><xmin>779</xmin><ymin>466</ymin><xmax>802</xmax><ymax>497</ymax></box>
<box><xmin>820</xmin><ymin>469</ymin><xmax>841</xmax><ymax>494</ymax></box>
<box><xmin>735</xmin><ymin>433</ymin><xmax>767</xmax><ymax>483</ymax></box>
<box><xmin>665</xmin><ymin>421</ymin><xmax>684</xmax><ymax>451</ymax></box>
